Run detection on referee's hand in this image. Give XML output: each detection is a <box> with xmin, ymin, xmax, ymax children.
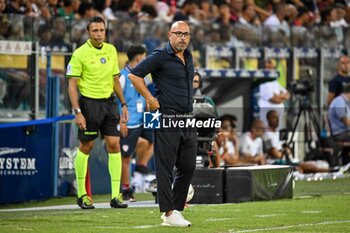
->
<box><xmin>75</xmin><ymin>113</ymin><xmax>87</xmax><ymax>130</ymax></box>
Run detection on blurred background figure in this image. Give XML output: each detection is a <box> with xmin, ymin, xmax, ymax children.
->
<box><xmin>38</xmin><ymin>24</ymin><xmax>52</xmax><ymax>45</ymax></box>
<box><xmin>327</xmin><ymin>55</ymin><xmax>350</xmax><ymax>106</ymax></box>
<box><xmin>239</xmin><ymin>119</ymin><xmax>266</xmax><ymax>165</ymax></box>
<box><xmin>173</xmin><ymin>0</ymin><xmax>198</xmax><ymax>23</ymax></box>
<box><xmin>258</xmin><ymin>58</ymin><xmax>290</xmax><ymax>129</ymax></box>
<box><xmin>71</xmin><ymin>1</ymin><xmax>97</xmax><ymax>47</ymax></box>
<box><xmin>47</xmin><ymin>0</ymin><xmax>59</xmax><ymax>17</ymax></box>
<box><xmin>0</xmin><ymin>0</ymin><xmax>6</xmax><ymax>14</ymax></box>
<box><xmin>213</xmin><ymin>122</ymin><xmax>242</xmax><ymax>167</ymax></box>
<box><xmin>328</xmin><ymin>83</ymin><xmax>350</xmax><ymax>166</ymax></box>
<box><xmin>93</xmin><ymin>0</ymin><xmax>116</xmax><ymax>20</ymax></box>
<box><xmin>328</xmin><ymin>83</ymin><xmax>350</xmax><ymax>143</ymax></box>
<box><xmin>262</xmin><ymin>2</ymin><xmax>290</xmax><ymax>47</ymax></box>
<box><xmin>262</xmin><ymin>110</ymin><xmax>293</xmax><ymax>164</ymax></box>
<box><xmin>192</xmin><ymin>69</ymin><xmax>218</xmax><ymax>168</ymax></box>
<box><xmin>0</xmin><ymin>14</ymin><xmax>9</xmax><ymax>39</ymax></box>
<box><xmin>4</xmin><ymin>0</ymin><xmax>32</xmax><ymax>15</ymax></box>
<box><xmin>57</xmin><ymin>0</ymin><xmax>81</xmax><ymax>19</ymax></box>
<box><xmin>192</xmin><ymin>69</ymin><xmax>217</xmax><ymax>118</ymax></box>
<box><xmin>118</xmin><ymin>44</ymin><xmax>154</xmax><ymax>201</ymax></box>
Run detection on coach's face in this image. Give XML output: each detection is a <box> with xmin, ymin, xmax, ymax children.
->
<box><xmin>87</xmin><ymin>22</ymin><xmax>106</xmax><ymax>48</ymax></box>
<box><xmin>168</xmin><ymin>21</ymin><xmax>191</xmax><ymax>53</ymax></box>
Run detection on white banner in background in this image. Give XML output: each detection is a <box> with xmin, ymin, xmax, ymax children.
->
<box><xmin>0</xmin><ymin>40</ymin><xmax>32</xmax><ymax>55</ymax></box>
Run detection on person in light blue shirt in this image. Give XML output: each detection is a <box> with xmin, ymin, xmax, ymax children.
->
<box><xmin>117</xmin><ymin>44</ymin><xmax>154</xmax><ymax>202</ymax></box>
<box><xmin>328</xmin><ymin>83</ymin><xmax>350</xmax><ymax>141</ymax></box>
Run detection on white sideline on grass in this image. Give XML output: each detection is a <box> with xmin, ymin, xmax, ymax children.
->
<box><xmin>229</xmin><ymin>220</ymin><xmax>350</xmax><ymax>233</ymax></box>
<box><xmin>0</xmin><ymin>200</ymin><xmax>158</xmax><ymax>212</ymax></box>
<box><xmin>95</xmin><ymin>225</ymin><xmax>161</xmax><ymax>229</ymax></box>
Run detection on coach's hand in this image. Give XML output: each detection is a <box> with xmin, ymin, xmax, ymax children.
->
<box><xmin>75</xmin><ymin>113</ymin><xmax>87</xmax><ymax>130</ymax></box>
<box><xmin>148</xmin><ymin>98</ymin><xmax>160</xmax><ymax>111</ymax></box>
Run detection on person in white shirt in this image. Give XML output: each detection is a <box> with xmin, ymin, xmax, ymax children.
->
<box><xmin>213</xmin><ymin>124</ymin><xmax>241</xmax><ymax>167</ymax></box>
<box><xmin>258</xmin><ymin>58</ymin><xmax>290</xmax><ymax>129</ymax></box>
<box><xmin>262</xmin><ymin>110</ymin><xmax>293</xmax><ymax>164</ymax></box>
<box><xmin>239</xmin><ymin>119</ymin><xmax>266</xmax><ymax>165</ymax></box>
<box><xmin>263</xmin><ymin>3</ymin><xmax>289</xmax><ymax>35</ymax></box>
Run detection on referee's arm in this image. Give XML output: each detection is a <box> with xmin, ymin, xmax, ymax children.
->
<box><xmin>67</xmin><ymin>77</ymin><xmax>80</xmax><ymax>110</ymax></box>
<box><xmin>68</xmin><ymin>77</ymin><xmax>87</xmax><ymax>130</ymax></box>
<box><xmin>113</xmin><ymin>74</ymin><xmax>126</xmax><ymax>104</ymax></box>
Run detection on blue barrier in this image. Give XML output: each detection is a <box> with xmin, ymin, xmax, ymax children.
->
<box><xmin>0</xmin><ymin>115</ymin><xmax>74</xmax><ymax>128</ymax></box>
<box><xmin>0</xmin><ymin>115</ymin><xmax>74</xmax><ymax>204</ymax></box>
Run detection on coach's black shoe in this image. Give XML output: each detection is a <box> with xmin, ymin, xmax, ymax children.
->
<box><xmin>110</xmin><ymin>194</ymin><xmax>128</xmax><ymax>208</ymax></box>
<box><xmin>77</xmin><ymin>194</ymin><xmax>95</xmax><ymax>209</ymax></box>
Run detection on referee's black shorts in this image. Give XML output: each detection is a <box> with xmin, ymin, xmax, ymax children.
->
<box><xmin>78</xmin><ymin>95</ymin><xmax>120</xmax><ymax>142</ymax></box>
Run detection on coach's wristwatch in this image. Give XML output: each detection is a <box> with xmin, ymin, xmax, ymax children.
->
<box><xmin>73</xmin><ymin>108</ymin><xmax>82</xmax><ymax>115</ymax></box>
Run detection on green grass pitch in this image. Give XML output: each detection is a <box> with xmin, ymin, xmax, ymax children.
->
<box><xmin>0</xmin><ymin>178</ymin><xmax>349</xmax><ymax>233</ymax></box>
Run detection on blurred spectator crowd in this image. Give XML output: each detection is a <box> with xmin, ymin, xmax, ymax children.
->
<box><xmin>1</xmin><ymin>0</ymin><xmax>350</xmax><ymax>57</ymax></box>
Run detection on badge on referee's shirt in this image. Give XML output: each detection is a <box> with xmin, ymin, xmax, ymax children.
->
<box><xmin>100</xmin><ymin>58</ymin><xmax>106</xmax><ymax>64</ymax></box>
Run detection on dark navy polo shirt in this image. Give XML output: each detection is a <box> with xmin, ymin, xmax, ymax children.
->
<box><xmin>130</xmin><ymin>42</ymin><xmax>194</xmax><ymax>113</ymax></box>
<box><xmin>329</xmin><ymin>74</ymin><xmax>350</xmax><ymax>97</ymax></box>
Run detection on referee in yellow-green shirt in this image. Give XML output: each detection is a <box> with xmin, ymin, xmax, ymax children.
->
<box><xmin>66</xmin><ymin>16</ymin><xmax>128</xmax><ymax>209</ymax></box>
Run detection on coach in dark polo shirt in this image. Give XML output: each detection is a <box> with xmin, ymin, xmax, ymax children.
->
<box><xmin>129</xmin><ymin>21</ymin><xmax>196</xmax><ymax>227</ymax></box>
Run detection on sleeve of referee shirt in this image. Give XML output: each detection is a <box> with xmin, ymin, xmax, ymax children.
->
<box><xmin>66</xmin><ymin>54</ymin><xmax>82</xmax><ymax>78</ymax></box>
<box><xmin>112</xmin><ymin>45</ymin><xmax>120</xmax><ymax>76</ymax></box>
